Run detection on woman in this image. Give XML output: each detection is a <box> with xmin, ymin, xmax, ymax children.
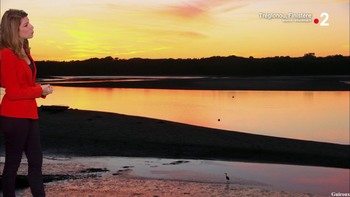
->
<box><xmin>0</xmin><ymin>9</ymin><xmax>53</xmax><ymax>197</ymax></box>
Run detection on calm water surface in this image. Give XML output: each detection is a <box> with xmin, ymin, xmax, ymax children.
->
<box><xmin>34</xmin><ymin>86</ymin><xmax>349</xmax><ymax>144</ymax></box>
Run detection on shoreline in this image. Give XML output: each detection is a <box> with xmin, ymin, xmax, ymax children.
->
<box><xmin>43</xmin><ymin>75</ymin><xmax>350</xmax><ymax>91</ymax></box>
<box><xmin>16</xmin><ymin>163</ymin><xmax>331</xmax><ymax>197</ymax></box>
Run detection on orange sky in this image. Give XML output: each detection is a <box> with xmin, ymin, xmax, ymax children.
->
<box><xmin>1</xmin><ymin>0</ymin><xmax>349</xmax><ymax>61</ymax></box>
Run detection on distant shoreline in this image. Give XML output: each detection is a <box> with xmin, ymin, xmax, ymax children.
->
<box><xmin>43</xmin><ymin>75</ymin><xmax>350</xmax><ymax>91</ymax></box>
<box><xmin>36</xmin><ymin>55</ymin><xmax>350</xmax><ymax>77</ymax></box>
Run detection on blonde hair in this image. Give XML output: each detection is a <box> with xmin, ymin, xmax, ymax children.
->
<box><xmin>0</xmin><ymin>9</ymin><xmax>30</xmax><ymax>58</ymax></box>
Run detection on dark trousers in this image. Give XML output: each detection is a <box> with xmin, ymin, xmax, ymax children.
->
<box><xmin>0</xmin><ymin>116</ymin><xmax>45</xmax><ymax>197</ymax></box>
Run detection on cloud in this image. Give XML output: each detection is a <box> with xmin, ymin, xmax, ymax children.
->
<box><xmin>155</xmin><ymin>0</ymin><xmax>247</xmax><ymax>20</ymax></box>
<box><xmin>315</xmin><ymin>0</ymin><xmax>349</xmax><ymax>4</ymax></box>
<box><xmin>178</xmin><ymin>31</ymin><xmax>207</xmax><ymax>39</ymax></box>
<box><xmin>167</xmin><ymin>3</ymin><xmax>207</xmax><ymax>19</ymax></box>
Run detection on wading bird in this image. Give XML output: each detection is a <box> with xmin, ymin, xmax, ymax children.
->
<box><xmin>225</xmin><ymin>173</ymin><xmax>230</xmax><ymax>182</ymax></box>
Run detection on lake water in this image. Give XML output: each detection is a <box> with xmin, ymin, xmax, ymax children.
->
<box><xmin>32</xmin><ymin>85</ymin><xmax>349</xmax><ymax>144</ymax></box>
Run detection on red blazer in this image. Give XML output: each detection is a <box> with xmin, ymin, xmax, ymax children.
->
<box><xmin>0</xmin><ymin>48</ymin><xmax>43</xmax><ymax>119</ymax></box>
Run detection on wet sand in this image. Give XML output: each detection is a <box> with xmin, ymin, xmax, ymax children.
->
<box><xmin>12</xmin><ymin>156</ymin><xmax>331</xmax><ymax>197</ymax></box>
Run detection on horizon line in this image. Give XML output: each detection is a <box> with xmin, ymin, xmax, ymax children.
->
<box><xmin>36</xmin><ymin>53</ymin><xmax>349</xmax><ymax>62</ymax></box>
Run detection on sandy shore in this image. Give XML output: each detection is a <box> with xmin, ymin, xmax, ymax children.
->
<box><xmin>0</xmin><ymin>75</ymin><xmax>349</xmax><ymax>196</ymax></box>
<box><xmin>12</xmin><ymin>156</ymin><xmax>329</xmax><ymax>197</ymax></box>
<box><xmin>23</xmin><ymin>175</ymin><xmax>328</xmax><ymax>197</ymax></box>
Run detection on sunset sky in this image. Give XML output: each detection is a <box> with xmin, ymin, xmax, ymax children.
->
<box><xmin>1</xmin><ymin>0</ymin><xmax>349</xmax><ymax>61</ymax></box>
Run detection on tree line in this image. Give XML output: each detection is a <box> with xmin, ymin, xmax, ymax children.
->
<box><xmin>36</xmin><ymin>54</ymin><xmax>349</xmax><ymax>77</ymax></box>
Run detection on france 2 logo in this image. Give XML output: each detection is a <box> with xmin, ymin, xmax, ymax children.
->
<box><xmin>314</xmin><ymin>12</ymin><xmax>329</xmax><ymax>26</ymax></box>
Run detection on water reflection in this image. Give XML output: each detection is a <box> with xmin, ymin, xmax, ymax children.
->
<box><xmin>33</xmin><ymin>86</ymin><xmax>349</xmax><ymax>144</ymax></box>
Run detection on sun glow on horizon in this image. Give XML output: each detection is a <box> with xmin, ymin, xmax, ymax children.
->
<box><xmin>1</xmin><ymin>0</ymin><xmax>349</xmax><ymax>61</ymax></box>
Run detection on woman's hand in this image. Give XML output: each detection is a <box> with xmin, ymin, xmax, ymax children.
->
<box><xmin>41</xmin><ymin>84</ymin><xmax>53</xmax><ymax>96</ymax></box>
